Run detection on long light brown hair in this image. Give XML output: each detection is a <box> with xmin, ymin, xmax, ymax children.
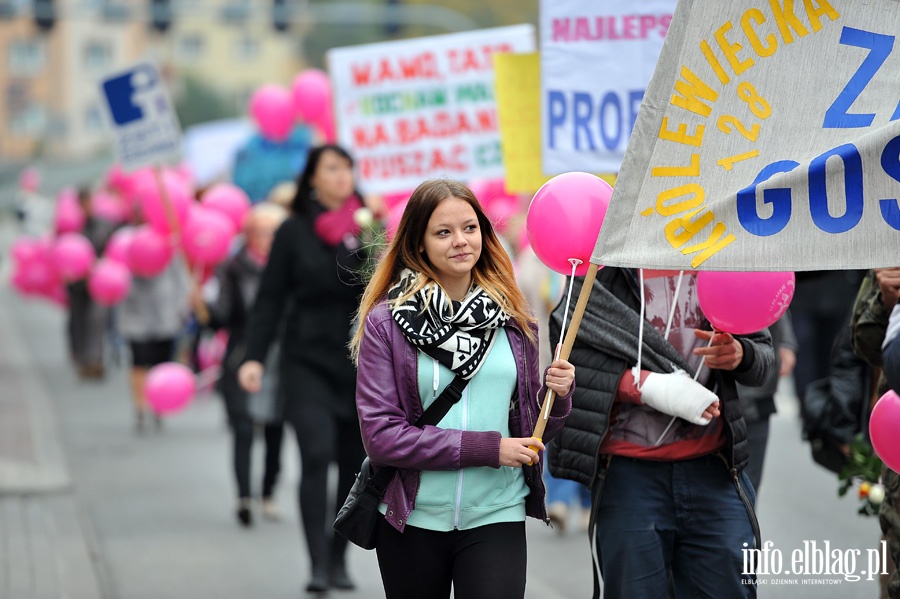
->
<box><xmin>350</xmin><ymin>179</ymin><xmax>535</xmax><ymax>363</ymax></box>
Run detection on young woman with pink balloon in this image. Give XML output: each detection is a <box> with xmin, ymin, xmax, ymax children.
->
<box><xmin>527</xmin><ymin>172</ymin><xmax>777</xmax><ymax>598</ymax></box>
<box><xmin>237</xmin><ymin>144</ymin><xmax>374</xmax><ymax>593</ymax></box>
<box><xmin>190</xmin><ymin>203</ymin><xmax>289</xmax><ymax>528</ymax></box>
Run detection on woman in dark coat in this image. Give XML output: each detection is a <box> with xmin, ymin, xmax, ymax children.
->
<box><xmin>238</xmin><ymin>145</ymin><xmax>368</xmax><ymax>593</ymax></box>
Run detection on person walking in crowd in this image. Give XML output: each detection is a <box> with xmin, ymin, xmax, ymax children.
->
<box><xmin>191</xmin><ymin>203</ymin><xmax>289</xmax><ymax>528</ymax></box>
<box><xmin>350</xmin><ymin>179</ymin><xmax>575</xmax><ymax>599</ymax></box>
<box><xmin>548</xmin><ymin>269</ymin><xmax>774</xmax><ymax>599</ymax></box>
<box><xmin>238</xmin><ymin>145</ymin><xmax>370</xmax><ymax>593</ymax></box>
<box><xmin>117</xmin><ymin>254</ymin><xmax>190</xmax><ymax>433</ymax></box>
<box><xmin>850</xmin><ymin>267</ymin><xmax>900</xmax><ymax>599</ymax></box>
<box><xmin>67</xmin><ymin>187</ymin><xmax>118</xmax><ymax>379</ymax></box>
<box><xmin>737</xmin><ymin>312</ymin><xmax>797</xmax><ymax>497</ymax></box>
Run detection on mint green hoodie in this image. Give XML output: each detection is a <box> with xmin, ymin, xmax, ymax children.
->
<box><xmin>397</xmin><ymin>329</ymin><xmax>529</xmax><ymax>531</ymax></box>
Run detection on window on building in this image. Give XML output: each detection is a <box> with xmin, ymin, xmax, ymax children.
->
<box><xmin>234</xmin><ymin>35</ymin><xmax>260</xmax><ymax>62</ymax></box>
<box><xmin>84</xmin><ymin>40</ymin><xmax>113</xmax><ymax>70</ymax></box>
<box><xmin>177</xmin><ymin>33</ymin><xmax>205</xmax><ymax>64</ymax></box>
<box><xmin>8</xmin><ymin>39</ymin><xmax>45</xmax><ymax>76</ymax></box>
<box><xmin>8</xmin><ymin>105</ymin><xmax>46</xmax><ymax>136</ymax></box>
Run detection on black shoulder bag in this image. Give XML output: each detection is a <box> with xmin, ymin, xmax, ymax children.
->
<box><xmin>334</xmin><ymin>374</ymin><xmax>469</xmax><ymax>550</ymax></box>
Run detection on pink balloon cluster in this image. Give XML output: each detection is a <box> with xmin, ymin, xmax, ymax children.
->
<box><xmin>144</xmin><ymin>362</ymin><xmax>197</xmax><ymax>415</ymax></box>
<box><xmin>526</xmin><ymin>172</ymin><xmax>613</xmax><ymax>276</ymax></box>
<box><xmin>9</xmin><ymin>237</ymin><xmax>61</xmax><ymax>301</ymax></box>
<box><xmin>871</xmin><ymin>390</ymin><xmax>900</xmax><ymax>472</ymax></box>
<box><xmin>248</xmin><ymin>69</ymin><xmax>335</xmax><ymax>143</ymax></box>
<box><xmin>696</xmin><ymin>271</ymin><xmax>795</xmax><ymax>335</ymax></box>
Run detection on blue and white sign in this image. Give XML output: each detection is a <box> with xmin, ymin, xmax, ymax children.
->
<box><xmin>540</xmin><ymin>0</ymin><xmax>677</xmax><ymax>175</ymax></box>
<box><xmin>99</xmin><ymin>62</ymin><xmax>181</xmax><ymax>170</ymax></box>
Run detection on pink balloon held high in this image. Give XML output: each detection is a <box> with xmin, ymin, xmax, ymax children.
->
<box><xmin>526</xmin><ymin>172</ymin><xmax>613</xmax><ymax>276</ymax></box>
<box><xmin>250</xmin><ymin>84</ymin><xmax>296</xmax><ymax>142</ymax></box>
<box><xmin>292</xmin><ymin>68</ymin><xmax>332</xmax><ymax>123</ymax></box>
<box><xmin>870</xmin><ymin>390</ymin><xmax>900</xmax><ymax>473</ymax></box>
<box><xmin>144</xmin><ymin>362</ymin><xmax>197</xmax><ymax>415</ymax></box>
<box><xmin>696</xmin><ymin>271</ymin><xmax>795</xmax><ymax>335</ymax></box>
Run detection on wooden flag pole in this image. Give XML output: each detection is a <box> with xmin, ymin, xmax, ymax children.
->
<box><xmin>529</xmin><ymin>262</ymin><xmax>599</xmax><ymax>452</ymax></box>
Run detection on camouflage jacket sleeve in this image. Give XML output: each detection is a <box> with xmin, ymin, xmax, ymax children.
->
<box><xmin>850</xmin><ymin>270</ymin><xmax>890</xmax><ymax>367</ymax></box>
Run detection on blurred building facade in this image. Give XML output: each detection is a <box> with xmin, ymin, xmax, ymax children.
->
<box><xmin>0</xmin><ymin>0</ymin><xmax>307</xmax><ymax>163</ymax></box>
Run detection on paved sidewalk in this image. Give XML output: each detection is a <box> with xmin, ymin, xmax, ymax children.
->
<box><xmin>0</xmin><ymin>219</ymin><xmax>105</xmax><ymax>599</ymax></box>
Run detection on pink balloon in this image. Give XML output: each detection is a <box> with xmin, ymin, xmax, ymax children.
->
<box><xmin>90</xmin><ymin>190</ymin><xmax>128</xmax><ymax>224</ymax></box>
<box><xmin>11</xmin><ymin>237</ymin><xmax>41</xmax><ymax>265</ymax></box>
<box><xmin>135</xmin><ymin>169</ymin><xmax>193</xmax><ymax>236</ymax></box>
<box><xmin>250</xmin><ymin>84</ymin><xmax>296</xmax><ymax>142</ymax></box>
<box><xmin>870</xmin><ymin>390</ymin><xmax>900</xmax><ymax>472</ymax></box>
<box><xmin>485</xmin><ymin>195</ymin><xmax>520</xmax><ymax>234</ymax></box>
<box><xmin>382</xmin><ymin>190</ymin><xmax>413</xmax><ymax>211</ymax></box>
<box><xmin>182</xmin><ymin>207</ymin><xmax>236</xmax><ymax>265</ymax></box>
<box><xmin>313</xmin><ymin>102</ymin><xmax>336</xmax><ymax>143</ymax></box>
<box><xmin>526</xmin><ymin>172</ymin><xmax>612</xmax><ymax>276</ymax></box>
<box><xmin>292</xmin><ymin>69</ymin><xmax>331</xmax><ymax>123</ymax></box>
<box><xmin>128</xmin><ymin>226</ymin><xmax>174</xmax><ymax>277</ymax></box>
<box><xmin>43</xmin><ymin>281</ymin><xmax>68</xmax><ymax>308</ymax></box>
<box><xmin>104</xmin><ymin>227</ymin><xmax>135</xmax><ymax>265</ymax></box>
<box><xmin>55</xmin><ymin>188</ymin><xmax>86</xmax><ymax>235</ymax></box>
<box><xmin>201</xmin><ymin>184</ymin><xmax>251</xmax><ymax>232</ymax></box>
<box><xmin>144</xmin><ymin>362</ymin><xmax>197</xmax><ymax>415</ymax></box>
<box><xmin>696</xmin><ymin>271</ymin><xmax>795</xmax><ymax>335</ymax></box>
<box><xmin>11</xmin><ymin>252</ymin><xmax>59</xmax><ymax>296</ymax></box>
<box><xmin>88</xmin><ymin>259</ymin><xmax>132</xmax><ymax>306</ymax></box>
<box><xmin>52</xmin><ymin>233</ymin><xmax>96</xmax><ymax>281</ymax></box>
<box><xmin>19</xmin><ymin>167</ymin><xmax>39</xmax><ymax>192</ymax></box>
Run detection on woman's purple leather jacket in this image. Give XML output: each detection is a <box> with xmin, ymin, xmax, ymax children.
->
<box><xmin>356</xmin><ymin>302</ymin><xmax>574</xmax><ymax>532</ymax></box>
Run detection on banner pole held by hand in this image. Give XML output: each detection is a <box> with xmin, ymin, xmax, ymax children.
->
<box><xmin>529</xmin><ymin>260</ymin><xmax>597</xmax><ymax>459</ymax></box>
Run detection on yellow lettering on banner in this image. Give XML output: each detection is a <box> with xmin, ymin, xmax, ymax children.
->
<box><xmin>803</xmin><ymin>0</ymin><xmax>840</xmax><ymax>32</ymax></box>
<box><xmin>664</xmin><ymin>207</ymin><xmax>715</xmax><ymax>248</ymax></box>
<box><xmin>700</xmin><ymin>39</ymin><xmax>730</xmax><ymax>85</ymax></box>
<box><xmin>652</xmin><ymin>154</ymin><xmax>701</xmax><ymax>177</ymax></box>
<box><xmin>656</xmin><ymin>184</ymin><xmax>705</xmax><ymax>216</ymax></box>
<box><xmin>681</xmin><ymin>222</ymin><xmax>737</xmax><ymax>268</ymax></box>
<box><xmin>770</xmin><ymin>0</ymin><xmax>810</xmax><ymax>44</ymax></box>
<box><xmin>659</xmin><ymin>118</ymin><xmax>706</xmax><ymax>147</ymax></box>
<box><xmin>671</xmin><ymin>66</ymin><xmax>719</xmax><ymax>117</ymax></box>
<box><xmin>741</xmin><ymin>9</ymin><xmax>777</xmax><ymax>58</ymax></box>
<box><xmin>714</xmin><ymin>21</ymin><xmax>754</xmax><ymax>77</ymax></box>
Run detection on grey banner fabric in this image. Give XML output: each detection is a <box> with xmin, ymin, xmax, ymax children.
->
<box><xmin>594</xmin><ymin>0</ymin><xmax>900</xmax><ymax>271</ymax></box>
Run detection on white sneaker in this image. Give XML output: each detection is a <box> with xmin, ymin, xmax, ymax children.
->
<box><xmin>261</xmin><ymin>498</ymin><xmax>282</xmax><ymax>521</ymax></box>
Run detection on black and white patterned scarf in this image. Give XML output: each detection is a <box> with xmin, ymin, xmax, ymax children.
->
<box><xmin>389</xmin><ymin>269</ymin><xmax>511</xmax><ymax>379</ymax></box>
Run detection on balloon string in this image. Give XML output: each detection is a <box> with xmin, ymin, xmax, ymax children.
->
<box><xmin>544</xmin><ymin>258</ymin><xmax>581</xmax><ymax>421</ymax></box>
<box><xmin>663</xmin><ymin>271</ymin><xmax>684</xmax><ymax>342</ymax></box>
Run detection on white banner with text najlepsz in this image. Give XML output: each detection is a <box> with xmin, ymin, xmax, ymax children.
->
<box><xmin>594</xmin><ymin>0</ymin><xmax>900</xmax><ymax>272</ymax></box>
<box><xmin>540</xmin><ymin>0</ymin><xmax>677</xmax><ymax>175</ymax></box>
<box><xmin>328</xmin><ymin>25</ymin><xmax>535</xmax><ymax>196</ymax></box>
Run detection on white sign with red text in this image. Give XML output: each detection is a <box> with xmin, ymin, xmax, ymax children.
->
<box><xmin>328</xmin><ymin>25</ymin><xmax>535</xmax><ymax>195</ymax></box>
<box><xmin>540</xmin><ymin>0</ymin><xmax>676</xmax><ymax>175</ymax></box>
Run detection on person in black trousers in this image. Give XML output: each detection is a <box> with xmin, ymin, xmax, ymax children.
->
<box><xmin>192</xmin><ymin>203</ymin><xmax>289</xmax><ymax>527</ymax></box>
<box><xmin>238</xmin><ymin>145</ymin><xmax>368</xmax><ymax>594</ymax></box>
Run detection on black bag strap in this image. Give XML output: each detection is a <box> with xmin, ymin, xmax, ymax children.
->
<box><xmin>369</xmin><ymin>374</ymin><xmax>469</xmax><ymax>492</ymax></box>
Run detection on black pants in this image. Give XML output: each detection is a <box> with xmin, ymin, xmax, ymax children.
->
<box><xmin>285</xmin><ymin>401</ymin><xmax>365</xmax><ymax>572</ymax></box>
<box><xmin>375</xmin><ymin>519</ymin><xmax>527</xmax><ymax>599</ymax></box>
<box><xmin>232</xmin><ymin>416</ymin><xmax>284</xmax><ymax>500</ymax></box>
